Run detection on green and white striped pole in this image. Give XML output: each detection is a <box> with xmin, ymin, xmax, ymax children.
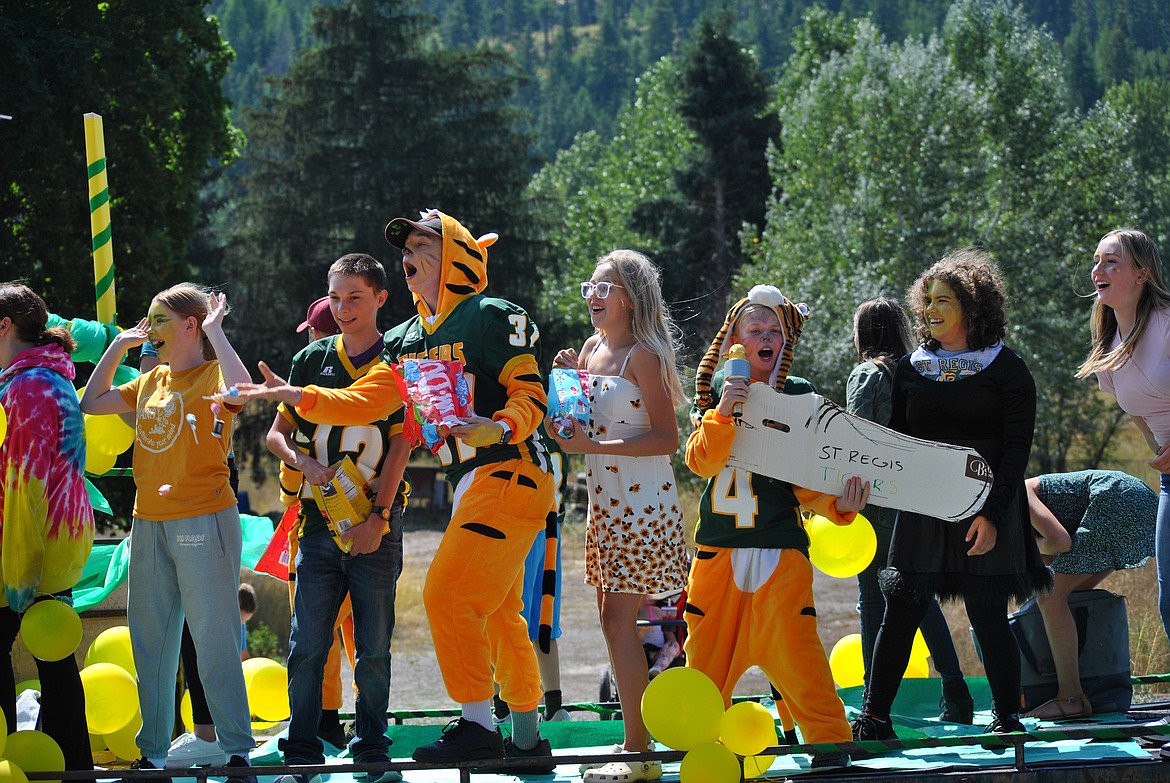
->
<box><xmin>84</xmin><ymin>112</ymin><xmax>117</xmax><ymax>324</ymax></box>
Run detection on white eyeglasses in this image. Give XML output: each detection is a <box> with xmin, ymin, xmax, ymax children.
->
<box><xmin>580</xmin><ymin>281</ymin><xmax>625</xmax><ymax>299</ymax></box>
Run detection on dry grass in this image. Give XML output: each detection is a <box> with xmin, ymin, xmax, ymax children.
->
<box><xmin>938</xmin><ymin>563</ymin><xmax>1170</xmax><ymax>701</ymax></box>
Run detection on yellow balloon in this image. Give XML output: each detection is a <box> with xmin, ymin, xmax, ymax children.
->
<box><xmin>85</xmin><ymin>625</ymin><xmax>136</xmax><ymax>677</ymax></box>
<box><xmin>5</xmin><ymin>731</ymin><xmax>64</xmax><ymax>783</ymax></box>
<box><xmin>719</xmin><ymin>701</ymin><xmax>778</xmax><ymax>757</ymax></box>
<box><xmin>680</xmin><ymin>743</ymin><xmax>741</xmax><ymax>783</ymax></box>
<box><xmin>77</xmin><ymin>388</ymin><xmax>135</xmax><ymax>457</ymax></box>
<box><xmin>80</xmin><ymin>662</ymin><xmax>138</xmax><ymax>735</ymax></box>
<box><xmin>21</xmin><ymin>601</ymin><xmax>82</xmax><ymax>662</ymax></box>
<box><xmin>641</xmin><ymin>667</ymin><xmax>726</xmax><ymax>750</ymax></box>
<box><xmin>743</xmin><ymin>754</ymin><xmax>776</xmax><ymax>779</ymax></box>
<box><xmin>910</xmin><ymin>629</ymin><xmax>928</xmax><ymax>661</ymax></box>
<box><xmin>85</xmin><ymin>444</ymin><xmax>117</xmax><ymax>476</ymax></box>
<box><xmin>103</xmin><ymin>711</ymin><xmax>142</xmax><ymax>761</ymax></box>
<box><xmin>0</xmin><ymin>401</ymin><xmax>7</xmax><ymax>446</ymax></box>
<box><xmin>828</xmin><ymin>633</ymin><xmax>866</xmax><ymax>689</ymax></box>
<box><xmin>903</xmin><ymin>655</ymin><xmax>931</xmax><ymax>679</ymax></box>
<box><xmin>247</xmin><ymin>661</ymin><xmax>290</xmax><ymax>721</ymax></box>
<box><xmin>0</xmin><ymin>703</ymin><xmax>8</xmax><ymax>755</ymax></box>
<box><xmin>181</xmin><ymin>689</ymin><xmax>194</xmax><ymax>733</ymax></box>
<box><xmin>88</xmin><ymin>733</ymin><xmax>107</xmax><ymax>753</ymax></box>
<box><xmin>806</xmin><ymin>513</ymin><xmax>878</xmax><ymax>578</ymax></box>
<box><xmin>0</xmin><ymin>761</ymin><xmax>29</xmax><ymax>783</ymax></box>
<box><xmin>241</xmin><ymin>656</ymin><xmax>281</xmax><ymax>686</ymax></box>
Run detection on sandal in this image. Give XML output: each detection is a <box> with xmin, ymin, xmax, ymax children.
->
<box><xmin>581</xmin><ymin>759</ymin><xmax>662</xmax><ymax>783</ymax></box>
<box><xmin>578</xmin><ymin>745</ymin><xmax>626</xmax><ymax>774</ymax></box>
<box><xmin>1024</xmin><ymin>693</ymin><xmax>1092</xmax><ymax>720</ymax></box>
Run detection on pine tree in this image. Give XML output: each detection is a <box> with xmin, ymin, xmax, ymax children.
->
<box><xmin>629</xmin><ymin>10</ymin><xmax>779</xmax><ymax>353</ymax></box>
<box><xmin>227</xmin><ymin>0</ymin><xmax>537</xmax><ymax>453</ymax></box>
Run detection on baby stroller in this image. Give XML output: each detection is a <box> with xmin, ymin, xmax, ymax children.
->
<box><xmin>598</xmin><ymin>589</ymin><xmax>687</xmax><ymax>718</ymax></box>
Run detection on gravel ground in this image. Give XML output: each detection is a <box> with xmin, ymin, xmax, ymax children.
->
<box><xmin>360</xmin><ymin>523</ymin><xmax>875</xmax><ymax>713</ymax></box>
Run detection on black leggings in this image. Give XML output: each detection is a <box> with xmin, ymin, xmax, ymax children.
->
<box><xmin>865</xmin><ymin>591</ymin><xmax>1020</xmax><ymax>719</ymax></box>
<box><xmin>0</xmin><ymin>594</ymin><xmax>92</xmax><ymax>770</ymax></box>
<box><xmin>181</xmin><ymin>621</ymin><xmax>214</xmax><ymax>726</ymax></box>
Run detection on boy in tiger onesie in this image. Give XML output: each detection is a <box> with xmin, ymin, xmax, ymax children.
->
<box><xmin>238</xmin><ymin>211</ymin><xmax>556</xmax><ymax>773</ymax></box>
<box><xmin>684</xmin><ymin>285</ymin><xmax>869</xmax><ymax>771</ymax></box>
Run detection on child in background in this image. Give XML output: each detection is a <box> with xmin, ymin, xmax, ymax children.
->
<box><xmin>80</xmin><ymin>285</ymin><xmax>255</xmax><ymax>783</ymax></box>
<box><xmin>551</xmin><ymin>249</ymin><xmax>690</xmax><ymax>783</ymax></box>
<box><xmin>686</xmin><ymin>285</ymin><xmax>868</xmax><ymax>771</ymax></box>
<box><xmin>494</xmin><ymin>433</ymin><xmax>572</xmax><ymax>725</ymax></box>
<box><xmin>639</xmin><ymin>595</ymin><xmax>681</xmax><ymax>679</ymax></box>
<box><xmin>170</xmin><ymin>583</ymin><xmax>259</xmax><ymax>766</ymax></box>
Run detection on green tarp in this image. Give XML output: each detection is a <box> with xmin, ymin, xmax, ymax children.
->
<box><xmin>74</xmin><ymin>513</ymin><xmax>276</xmax><ymax>612</ymax></box>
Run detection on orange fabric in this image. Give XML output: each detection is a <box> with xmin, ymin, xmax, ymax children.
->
<box><xmin>297</xmin><ymin>363</ymin><xmax>403</xmax><ymax>424</ymax></box>
<box><xmin>684</xmin><ymin>547</ymin><xmax>851</xmax><ymax>744</ymax></box>
<box><xmin>423</xmin><ymin>459</ymin><xmax>552</xmax><ymax>711</ymax></box>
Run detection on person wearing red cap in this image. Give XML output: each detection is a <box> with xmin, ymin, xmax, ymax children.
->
<box><xmin>297</xmin><ymin>296</ymin><xmax>340</xmax><ymax>340</ymax></box>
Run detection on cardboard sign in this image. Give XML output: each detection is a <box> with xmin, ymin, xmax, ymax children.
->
<box><xmin>725</xmin><ymin>385</ymin><xmax>992</xmax><ymax>522</ymax></box>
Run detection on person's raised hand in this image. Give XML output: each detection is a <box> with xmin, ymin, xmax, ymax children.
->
<box><xmin>114</xmin><ymin>318</ymin><xmax>150</xmax><ymax>351</ymax></box>
<box><xmin>232</xmin><ymin>361</ymin><xmax>304</xmax><ymax>406</ymax></box>
<box><xmin>715</xmin><ymin>377</ymin><xmax>750</xmax><ymax>419</ymax></box>
<box><xmin>203</xmin><ymin>292</ymin><xmax>228</xmax><ymax>333</ymax></box>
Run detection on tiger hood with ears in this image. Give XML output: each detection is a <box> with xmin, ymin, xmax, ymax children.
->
<box><xmin>385</xmin><ymin>209</ymin><xmax>498</xmax><ymax>326</ymax></box>
<box><xmin>694</xmin><ymin>284</ymin><xmax>810</xmax><ymax>414</ymax></box>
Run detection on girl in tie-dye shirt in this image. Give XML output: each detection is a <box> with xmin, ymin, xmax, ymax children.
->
<box><xmin>0</xmin><ymin>283</ymin><xmax>94</xmax><ymax>771</ymax></box>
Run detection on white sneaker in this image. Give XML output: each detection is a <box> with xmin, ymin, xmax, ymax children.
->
<box><xmin>543</xmin><ymin>708</ymin><xmax>572</xmax><ymax>722</ymax></box>
<box><xmin>582</xmin><ymin>759</ymin><xmax>663</xmax><ymax>782</ymax></box>
<box><xmin>578</xmin><ymin>745</ymin><xmax>626</xmax><ymax>774</ymax></box>
<box><xmin>165</xmin><ymin>733</ymin><xmax>227</xmax><ymax>768</ymax></box>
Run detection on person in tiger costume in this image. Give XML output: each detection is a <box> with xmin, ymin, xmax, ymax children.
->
<box><xmin>685</xmin><ymin>285</ymin><xmax>869</xmax><ymax>771</ymax></box>
<box><xmin>237</xmin><ymin>211</ymin><xmax>557</xmax><ymax>774</ymax></box>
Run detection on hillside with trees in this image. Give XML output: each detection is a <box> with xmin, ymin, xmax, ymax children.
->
<box><xmin>2</xmin><ymin>0</ymin><xmax>1168</xmax><ymax>484</ymax></box>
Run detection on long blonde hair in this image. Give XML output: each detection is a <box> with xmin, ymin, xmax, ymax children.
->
<box><xmin>594</xmin><ymin>250</ymin><xmax>688</xmax><ymax>406</ymax></box>
<box><xmin>154</xmin><ymin>283</ymin><xmax>221</xmax><ymax>360</ymax></box>
<box><xmin>1076</xmin><ymin>228</ymin><xmax>1170</xmax><ymax>377</ymax></box>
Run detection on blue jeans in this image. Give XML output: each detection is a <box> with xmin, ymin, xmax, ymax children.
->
<box><xmin>1158</xmin><ymin>474</ymin><xmax>1170</xmax><ymax>641</ymax></box>
<box><xmin>279</xmin><ymin>514</ymin><xmax>404</xmax><ymax>765</ymax></box>
<box><xmin>858</xmin><ymin>509</ymin><xmax>964</xmax><ymax>685</ymax></box>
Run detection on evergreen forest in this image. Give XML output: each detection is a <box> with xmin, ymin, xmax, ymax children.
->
<box><xmin>2</xmin><ymin>0</ymin><xmax>1170</xmax><ymax>484</ymax></box>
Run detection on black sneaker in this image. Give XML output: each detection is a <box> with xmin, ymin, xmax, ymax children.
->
<box><xmin>412</xmin><ymin>718</ymin><xmax>505</xmax><ymax>763</ymax></box>
<box><xmin>120</xmin><ymin>757</ymin><xmax>163</xmax><ymax>783</ymax></box>
<box><xmin>224</xmin><ymin>755</ymin><xmax>258</xmax><ymax>783</ymax></box>
<box><xmin>981</xmin><ymin>714</ymin><xmax>1026</xmax><ymax>750</ymax></box>
<box><xmin>500</xmin><ymin>737</ymin><xmax>556</xmax><ymax>775</ymax></box>
<box><xmin>987</xmin><ymin>714</ymin><xmax>1026</xmax><ymax>734</ymax></box>
<box><xmin>850</xmin><ymin>713</ymin><xmax>896</xmax><ymax>741</ymax></box>
<box><xmin>810</xmin><ymin>751</ymin><xmax>851</xmax><ymax>770</ymax></box>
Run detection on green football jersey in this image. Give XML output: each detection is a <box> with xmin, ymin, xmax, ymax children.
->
<box><xmin>283</xmin><ymin>334</ymin><xmax>408</xmax><ymax>537</ymax></box>
<box><xmin>692</xmin><ymin>372</ymin><xmax>818</xmax><ymax>551</ymax></box>
<box><xmin>385</xmin><ymin>294</ymin><xmax>553</xmax><ymax>486</ymax></box>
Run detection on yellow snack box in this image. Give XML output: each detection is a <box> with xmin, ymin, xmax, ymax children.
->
<box><xmin>309</xmin><ymin>456</ymin><xmax>374</xmax><ymax>553</ymax></box>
